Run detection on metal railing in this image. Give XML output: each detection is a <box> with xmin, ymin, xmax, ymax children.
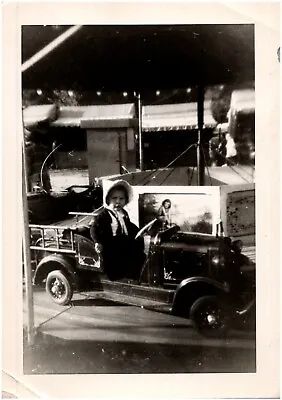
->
<box><xmin>29</xmin><ymin>224</ymin><xmax>76</xmax><ymax>254</ymax></box>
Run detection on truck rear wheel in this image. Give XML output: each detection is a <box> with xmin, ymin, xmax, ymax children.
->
<box><xmin>46</xmin><ymin>270</ymin><xmax>73</xmax><ymax>305</ymax></box>
<box><xmin>190</xmin><ymin>295</ymin><xmax>230</xmax><ymax>337</ymax></box>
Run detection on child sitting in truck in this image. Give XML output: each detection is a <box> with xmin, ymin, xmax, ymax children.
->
<box><xmin>90</xmin><ymin>180</ymin><xmax>145</xmax><ymax>281</ymax></box>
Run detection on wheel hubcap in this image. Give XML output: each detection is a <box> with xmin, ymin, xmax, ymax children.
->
<box><xmin>50</xmin><ymin>278</ymin><xmax>65</xmax><ymax>298</ymax></box>
<box><xmin>201</xmin><ymin>306</ymin><xmax>222</xmax><ymax>329</ymax></box>
<box><xmin>207</xmin><ymin>314</ymin><xmax>217</xmax><ymax>325</ymax></box>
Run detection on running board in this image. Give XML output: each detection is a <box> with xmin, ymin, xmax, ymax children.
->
<box><xmin>93</xmin><ymin>279</ymin><xmax>175</xmax><ymax>304</ymax></box>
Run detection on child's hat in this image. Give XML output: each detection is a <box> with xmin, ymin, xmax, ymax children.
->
<box><xmin>104</xmin><ymin>179</ymin><xmax>133</xmax><ymax>205</ymax></box>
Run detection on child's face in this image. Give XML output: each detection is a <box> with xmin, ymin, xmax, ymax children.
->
<box><xmin>163</xmin><ymin>201</ymin><xmax>171</xmax><ymax>209</ymax></box>
<box><xmin>108</xmin><ymin>189</ymin><xmax>126</xmax><ymax>211</ymax></box>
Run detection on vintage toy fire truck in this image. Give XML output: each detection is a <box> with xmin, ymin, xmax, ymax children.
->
<box><xmin>29</xmin><ymin>208</ymin><xmax>255</xmax><ymax>337</ymax></box>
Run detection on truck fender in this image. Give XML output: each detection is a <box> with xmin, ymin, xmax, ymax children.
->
<box><xmin>172</xmin><ymin>276</ymin><xmax>230</xmax><ymax>317</ymax></box>
<box><xmin>33</xmin><ymin>253</ymin><xmax>79</xmax><ymax>288</ymax></box>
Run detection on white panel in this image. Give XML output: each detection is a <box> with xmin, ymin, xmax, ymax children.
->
<box><xmin>102</xmin><ymin>178</ymin><xmax>221</xmax><ymax>235</ymax></box>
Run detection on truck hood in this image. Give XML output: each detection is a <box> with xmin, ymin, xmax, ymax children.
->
<box><xmin>160</xmin><ymin>231</ymin><xmax>221</xmax><ymax>252</ymax></box>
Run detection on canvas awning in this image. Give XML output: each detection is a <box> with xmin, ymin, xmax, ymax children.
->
<box><xmin>23</xmin><ymin>104</ymin><xmax>57</xmax><ymax>128</ymax></box>
<box><xmin>80</xmin><ymin>103</ymin><xmax>137</xmax><ymax>129</ymax></box>
<box><xmin>230</xmin><ymin>88</ymin><xmax>255</xmax><ymax>114</ymax></box>
<box><xmin>102</xmin><ymin>165</ymin><xmax>255</xmax><ymax>186</ymax></box>
<box><xmin>51</xmin><ymin>106</ymin><xmax>92</xmax><ymax>127</ymax></box>
<box><xmin>142</xmin><ymin>101</ymin><xmax>216</xmax><ymax>132</ymax></box>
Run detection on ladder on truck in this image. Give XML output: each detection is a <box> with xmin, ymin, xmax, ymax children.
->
<box><xmin>29</xmin><ymin>208</ymin><xmax>102</xmax><ymax>255</ymax></box>
<box><xmin>29</xmin><ymin>224</ymin><xmax>76</xmax><ymax>254</ymax></box>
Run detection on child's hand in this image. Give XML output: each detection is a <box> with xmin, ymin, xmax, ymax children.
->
<box><xmin>94</xmin><ymin>242</ymin><xmax>103</xmax><ymax>253</ymax></box>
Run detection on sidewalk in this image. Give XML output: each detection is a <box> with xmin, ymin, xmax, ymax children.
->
<box><xmin>23</xmin><ymin>289</ymin><xmax>256</xmax><ymax>375</ymax></box>
<box><xmin>23</xmin><ymin>328</ymin><xmax>256</xmax><ymax>375</ymax></box>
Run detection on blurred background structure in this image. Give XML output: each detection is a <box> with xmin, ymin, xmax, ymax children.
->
<box><xmin>22</xmin><ymin>24</ymin><xmax>255</xmax><ymax>179</ymax></box>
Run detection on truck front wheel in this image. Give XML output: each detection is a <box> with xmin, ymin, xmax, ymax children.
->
<box><xmin>46</xmin><ymin>270</ymin><xmax>73</xmax><ymax>305</ymax></box>
<box><xmin>190</xmin><ymin>295</ymin><xmax>230</xmax><ymax>337</ymax></box>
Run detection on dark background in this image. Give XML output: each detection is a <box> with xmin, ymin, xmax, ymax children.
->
<box><xmin>22</xmin><ymin>24</ymin><xmax>254</xmax><ymax>91</ymax></box>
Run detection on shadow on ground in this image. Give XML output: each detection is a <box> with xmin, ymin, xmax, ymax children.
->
<box><xmin>70</xmin><ymin>298</ymin><xmax>130</xmax><ymax>307</ymax></box>
<box><xmin>23</xmin><ymin>330</ymin><xmax>256</xmax><ymax>375</ymax></box>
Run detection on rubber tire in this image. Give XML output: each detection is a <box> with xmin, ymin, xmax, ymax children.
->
<box><xmin>45</xmin><ymin>270</ymin><xmax>73</xmax><ymax>306</ymax></box>
<box><xmin>190</xmin><ymin>295</ymin><xmax>230</xmax><ymax>337</ymax></box>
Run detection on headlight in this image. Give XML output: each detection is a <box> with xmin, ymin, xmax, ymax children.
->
<box><xmin>211</xmin><ymin>254</ymin><xmax>225</xmax><ymax>267</ymax></box>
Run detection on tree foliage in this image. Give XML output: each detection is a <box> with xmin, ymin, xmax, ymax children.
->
<box><xmin>22</xmin><ymin>89</ymin><xmax>82</xmax><ymax>108</ymax></box>
<box><xmin>210</xmin><ymin>86</ymin><xmax>232</xmax><ymax>124</ymax></box>
<box><xmin>139</xmin><ymin>194</ymin><xmax>158</xmax><ymax>226</ymax></box>
<box><xmin>52</xmin><ymin>90</ymin><xmax>82</xmax><ymax>106</ymax></box>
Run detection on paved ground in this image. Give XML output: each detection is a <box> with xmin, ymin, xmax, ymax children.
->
<box><xmin>23</xmin><ymin>288</ymin><xmax>256</xmax><ymax>375</ymax></box>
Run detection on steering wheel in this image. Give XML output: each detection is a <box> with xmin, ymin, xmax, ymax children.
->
<box><xmin>135</xmin><ymin>218</ymin><xmax>159</xmax><ymax>240</ymax></box>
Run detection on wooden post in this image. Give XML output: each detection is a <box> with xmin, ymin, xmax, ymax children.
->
<box><xmin>22</xmin><ymin>144</ymin><xmax>35</xmax><ymax>345</ymax></box>
<box><xmin>118</xmin><ymin>130</ymin><xmax>122</xmax><ymax>175</ymax></box>
<box><xmin>197</xmin><ymin>85</ymin><xmax>205</xmax><ymax>186</ymax></box>
<box><xmin>137</xmin><ymin>93</ymin><xmax>143</xmax><ymax>171</ymax></box>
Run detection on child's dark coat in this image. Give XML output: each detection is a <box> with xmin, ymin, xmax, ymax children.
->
<box><xmin>90</xmin><ymin>208</ymin><xmax>145</xmax><ymax>281</ymax></box>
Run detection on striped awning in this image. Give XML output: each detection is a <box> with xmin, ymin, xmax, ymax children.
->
<box><xmin>142</xmin><ymin>101</ymin><xmax>217</xmax><ymax>132</ymax></box>
<box><xmin>23</xmin><ymin>104</ymin><xmax>57</xmax><ymax>128</ymax></box>
<box><xmin>51</xmin><ymin>106</ymin><xmax>92</xmax><ymax>127</ymax></box>
<box><xmin>81</xmin><ymin>103</ymin><xmax>137</xmax><ymax>129</ymax></box>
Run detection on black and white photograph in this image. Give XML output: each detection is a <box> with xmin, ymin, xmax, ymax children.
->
<box><xmin>2</xmin><ymin>2</ymin><xmax>280</xmax><ymax>399</ymax></box>
<box><xmin>22</xmin><ymin>21</ymin><xmax>257</xmax><ymax>374</ymax></box>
